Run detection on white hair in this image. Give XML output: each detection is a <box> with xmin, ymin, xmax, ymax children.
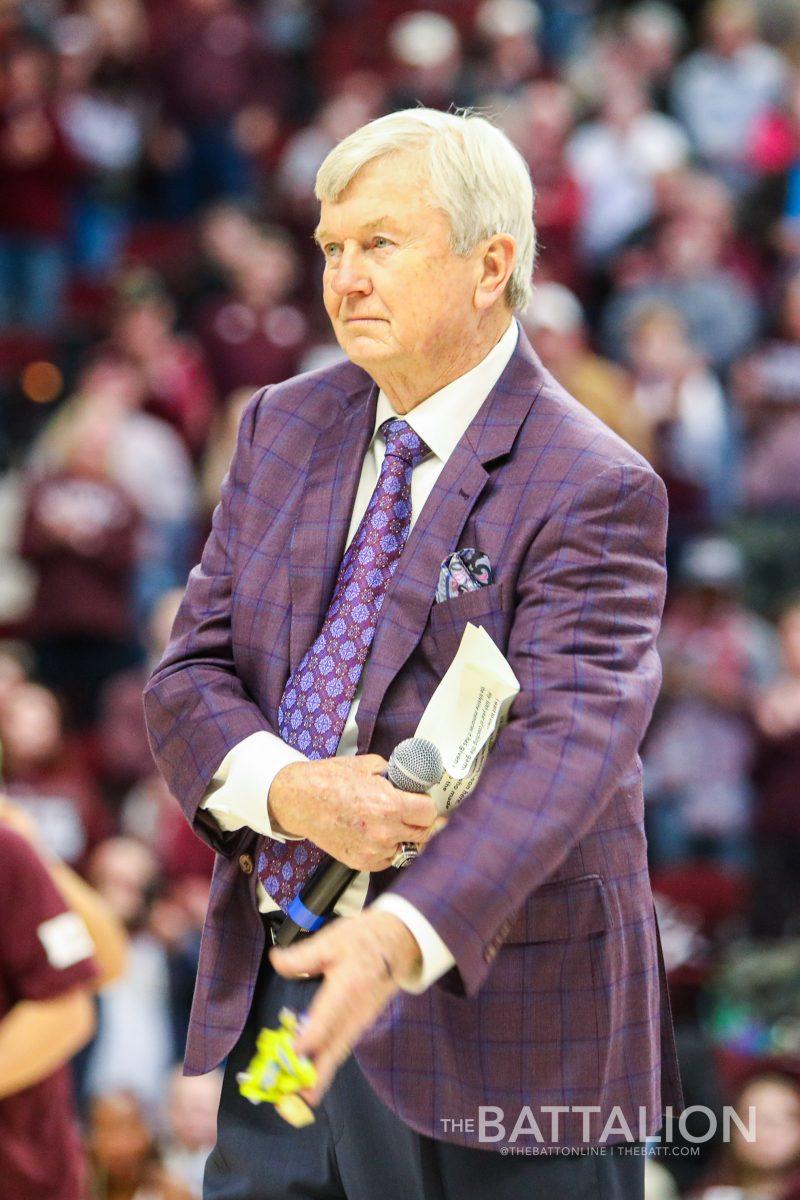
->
<box><xmin>315</xmin><ymin>107</ymin><xmax>536</xmax><ymax>311</ymax></box>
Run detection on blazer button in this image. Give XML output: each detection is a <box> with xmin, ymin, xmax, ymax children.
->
<box><xmin>483</xmin><ymin>943</ymin><xmax>498</xmax><ymax>963</ymax></box>
<box><xmin>239</xmin><ymin>854</ymin><xmax>254</xmax><ymax>875</ymax></box>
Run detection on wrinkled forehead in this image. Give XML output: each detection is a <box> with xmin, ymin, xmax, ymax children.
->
<box><xmin>315</xmin><ymin>153</ymin><xmax>446</xmax><ymax>241</ymax></box>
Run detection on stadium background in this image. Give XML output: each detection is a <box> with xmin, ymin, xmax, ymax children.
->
<box><xmin>2</xmin><ymin>0</ymin><xmax>800</xmax><ymax>1195</ymax></box>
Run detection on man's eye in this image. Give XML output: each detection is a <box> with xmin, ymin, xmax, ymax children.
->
<box><xmin>323</xmin><ymin>244</ymin><xmax>340</xmax><ymax>258</ymax></box>
<box><xmin>372</xmin><ymin>237</ymin><xmax>392</xmax><ymax>249</ymax></box>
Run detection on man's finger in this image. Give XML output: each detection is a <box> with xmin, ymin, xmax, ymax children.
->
<box><xmin>352</xmin><ymin>753</ymin><xmax>388</xmax><ymax>775</ymax></box>
<box><xmin>416</xmin><ymin>813</ymin><xmax>449</xmax><ymax>843</ymax></box>
<box><xmin>412</xmin><ymin>822</ymin><xmax>437</xmax><ymax>847</ymax></box>
<box><xmin>398</xmin><ymin>792</ymin><xmax>437</xmax><ymax>828</ymax></box>
<box><xmin>293</xmin><ymin>961</ymin><xmax>390</xmax><ymax>1061</ymax></box>
<box><xmin>291</xmin><ymin>968</ymin><xmax>352</xmax><ymax>1059</ymax></box>
<box><xmin>269</xmin><ymin>930</ymin><xmax>334</xmax><ymax>979</ymax></box>
<box><xmin>298</xmin><ymin>1048</ymin><xmax>343</xmax><ymax>1106</ymax></box>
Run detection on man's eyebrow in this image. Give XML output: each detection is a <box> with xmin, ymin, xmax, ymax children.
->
<box><xmin>313</xmin><ymin>217</ymin><xmax>402</xmax><ymax>245</ymax></box>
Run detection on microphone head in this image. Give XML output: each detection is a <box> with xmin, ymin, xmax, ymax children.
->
<box><xmin>388</xmin><ymin>737</ymin><xmax>444</xmax><ymax>792</ymax></box>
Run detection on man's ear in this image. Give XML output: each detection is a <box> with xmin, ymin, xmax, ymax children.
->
<box><xmin>474</xmin><ymin>234</ymin><xmax>516</xmax><ymax>311</ymax></box>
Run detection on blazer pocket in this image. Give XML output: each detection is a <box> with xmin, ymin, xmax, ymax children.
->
<box><xmin>503</xmin><ymin>874</ymin><xmax>609</xmax><ymax>944</ymax></box>
<box><xmin>428</xmin><ymin>582</ymin><xmax>510</xmax><ymax>660</ymax></box>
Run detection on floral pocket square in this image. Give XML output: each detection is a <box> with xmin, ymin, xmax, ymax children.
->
<box><xmin>435</xmin><ymin>548</ymin><xmax>494</xmax><ymax>603</ymax></box>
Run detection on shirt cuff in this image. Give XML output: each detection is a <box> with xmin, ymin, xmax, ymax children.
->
<box><xmin>371</xmin><ymin>893</ymin><xmax>456</xmax><ymax>994</ymax></box>
<box><xmin>199</xmin><ymin>730</ymin><xmax>307</xmax><ymax>840</ymax></box>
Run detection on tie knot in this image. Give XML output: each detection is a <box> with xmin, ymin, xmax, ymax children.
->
<box><xmin>380</xmin><ymin>418</ymin><xmax>430</xmax><ymax>467</ymax></box>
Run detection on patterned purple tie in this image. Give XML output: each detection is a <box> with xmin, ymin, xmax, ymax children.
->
<box><xmin>257</xmin><ymin>417</ymin><xmax>430</xmax><ymax>911</ymax></box>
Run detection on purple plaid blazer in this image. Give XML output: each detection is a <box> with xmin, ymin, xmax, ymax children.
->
<box><xmin>144</xmin><ymin>328</ymin><xmax>683</xmax><ymax>1150</ymax></box>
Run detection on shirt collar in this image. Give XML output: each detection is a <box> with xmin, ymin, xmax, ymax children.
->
<box><xmin>372</xmin><ymin>319</ymin><xmax>519</xmax><ymax>464</ymax></box>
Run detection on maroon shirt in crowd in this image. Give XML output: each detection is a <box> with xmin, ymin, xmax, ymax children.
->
<box><xmin>0</xmin><ymin>104</ymin><xmax>83</xmax><ymax>238</ymax></box>
<box><xmin>0</xmin><ymin>827</ymin><xmax>97</xmax><ymax>1200</ymax></box>
<box><xmin>196</xmin><ymin>296</ymin><xmax>308</xmax><ymax>397</ymax></box>
<box><xmin>19</xmin><ymin>469</ymin><xmax>139</xmax><ymax>641</ymax></box>
<box><xmin>148</xmin><ymin>0</ymin><xmax>286</xmax><ymax>125</ymax></box>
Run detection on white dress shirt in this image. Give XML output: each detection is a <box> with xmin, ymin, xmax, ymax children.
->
<box><xmin>200</xmin><ymin>319</ymin><xmax>519</xmax><ymax>992</ymax></box>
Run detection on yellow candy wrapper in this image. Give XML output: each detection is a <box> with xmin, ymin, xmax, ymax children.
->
<box><xmin>236</xmin><ymin>1007</ymin><xmax>317</xmax><ymax>1127</ymax></box>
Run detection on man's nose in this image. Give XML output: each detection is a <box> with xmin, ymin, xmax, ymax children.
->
<box><xmin>329</xmin><ymin>246</ymin><xmax>372</xmax><ymax>297</ymax></box>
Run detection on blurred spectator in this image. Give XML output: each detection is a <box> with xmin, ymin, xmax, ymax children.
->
<box><xmin>728</xmin><ymin>269</ymin><xmax>800</xmax><ymax>610</ymax></box>
<box><xmin>161</xmin><ymin>1066</ymin><xmax>222</xmax><ymax>1197</ymax></box>
<box><xmin>751</xmin><ymin>597</ymin><xmax>800</xmax><ymax>938</ymax></box>
<box><xmin>55</xmin><ymin>9</ymin><xmax>145</xmax><ymax>281</ymax></box>
<box><xmin>32</xmin><ymin>352</ymin><xmax>199</xmax><ymax>626</ymax></box>
<box><xmin>501</xmin><ymin>81</ymin><xmax>582</xmax><ymax>290</ymax></box>
<box><xmin>193</xmin><ymin>200</ymin><xmax>260</xmax><ymax>288</ymax></box>
<box><xmin>84</xmin><ymin>838</ymin><xmax>174</xmax><ymax>1116</ymax></box>
<box><xmin>0</xmin><ymin>819</ymin><xmax>96</xmax><ymax>1200</ymax></box>
<box><xmin>18</xmin><ymin>393</ymin><xmax>141</xmax><ymax>721</ymax></box>
<box><xmin>734</xmin><ymin>269</ymin><xmax>800</xmax><ymax>512</ymax></box>
<box><xmin>520</xmin><ymin>281</ymin><xmax>654</xmax><ymax>458</ymax></box>
<box><xmin>96</xmin><ymin>587</ymin><xmax>183</xmax><ymax>798</ymax></box>
<box><xmin>82</xmin><ymin>0</ymin><xmax>149</xmax><ymax>67</ymax></box>
<box><xmin>87</xmin><ymin>1089</ymin><xmax>192</xmax><ymax>1200</ymax></box>
<box><xmin>566</xmin><ymin>72</ymin><xmax>689</xmax><ymax>263</ymax></box>
<box><xmin>146</xmin><ymin>0</ymin><xmax>284</xmax><ymax>218</ymax></box>
<box><xmin>602</xmin><ymin>212</ymin><xmax>761</xmax><ymax>372</ymax></box>
<box><xmin>659</xmin><ymin>169</ymin><xmax>765</xmax><ymax>293</ymax></box>
<box><xmin>111</xmin><ymin>269</ymin><xmax>215</xmax><ymax>460</ymax></box>
<box><xmin>622</xmin><ymin>2</ymin><xmax>687</xmax><ymax>110</ymax></box>
<box><xmin>0</xmin><ymin>793</ymin><xmax>128</xmax><ymax>987</ymax></box>
<box><xmin>748</xmin><ymin>64</ymin><xmax>800</xmax><ymax>178</ymax></box>
<box><xmin>472</xmin><ymin>0</ymin><xmax>542</xmax><ymax>96</ymax></box>
<box><xmin>195</xmin><ymin>224</ymin><xmax>308</xmax><ymax>396</ymax></box>
<box><xmin>0</xmin><ymin>34</ymin><xmax>82</xmax><ymax>331</ymax></box>
<box><xmin>0</xmin><ymin>796</ymin><xmax>127</xmax><ymax>1200</ymax></box>
<box><xmin>386</xmin><ymin>11</ymin><xmax>469</xmax><ymax>110</ymax></box>
<box><xmin>118</xmin><ymin>780</ymin><xmax>212</xmax><ymax>1054</ymax></box>
<box><xmin>255</xmin><ymin>0</ymin><xmax>321</xmax><ymax>76</ymax></box>
<box><xmin>96</xmin><ymin>358</ymin><xmax>198</xmax><ymax>624</ymax></box>
<box><xmin>643</xmin><ymin>536</ymin><xmax>779</xmax><ymax>870</ymax></box>
<box><xmin>671</xmin><ymin>0</ymin><xmax>788</xmax><ymax>190</ymax></box>
<box><xmin>0</xmin><ymin>680</ymin><xmax>110</xmax><ymax>868</ymax></box>
<box><xmin>737</xmin><ymin>63</ymin><xmax>800</xmax><ymax>275</ymax></box>
<box><xmin>189</xmin><ymin>200</ymin><xmax>273</xmax><ymax>312</ymax></box>
<box><xmin>625</xmin><ymin>304</ymin><xmax>735</xmax><ymax>539</ymax></box>
<box><xmin>120</xmin><ymin>772</ymin><xmax>213</xmax><ymax>886</ymax></box>
<box><xmin>276</xmin><ymin>77</ymin><xmax>384</xmax><ymax>229</ymax></box>
<box><xmin>689</xmin><ymin>1072</ymin><xmax>800</xmax><ymax>1199</ymax></box>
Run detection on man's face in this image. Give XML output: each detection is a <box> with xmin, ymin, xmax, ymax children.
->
<box><xmin>317</xmin><ymin>152</ymin><xmax>482</xmax><ymax>383</ymax></box>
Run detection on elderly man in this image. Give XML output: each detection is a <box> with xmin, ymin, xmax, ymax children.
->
<box><xmin>144</xmin><ymin>108</ymin><xmax>682</xmax><ymax>1200</ymax></box>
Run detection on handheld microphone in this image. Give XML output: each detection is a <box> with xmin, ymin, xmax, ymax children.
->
<box><xmin>273</xmin><ymin>738</ymin><xmax>444</xmax><ymax>947</ymax></box>
<box><xmin>388</xmin><ymin>738</ymin><xmax>444</xmax><ymax>868</ymax></box>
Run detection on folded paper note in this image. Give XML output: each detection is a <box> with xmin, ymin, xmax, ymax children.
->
<box><xmin>415</xmin><ymin>622</ymin><xmax>520</xmax><ymax>814</ymax></box>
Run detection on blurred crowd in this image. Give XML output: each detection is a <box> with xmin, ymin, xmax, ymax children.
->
<box><xmin>2</xmin><ymin>0</ymin><xmax>800</xmax><ymax>1195</ymax></box>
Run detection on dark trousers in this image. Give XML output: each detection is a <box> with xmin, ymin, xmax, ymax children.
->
<box><xmin>205</xmin><ymin>950</ymin><xmax>646</xmax><ymax>1200</ymax></box>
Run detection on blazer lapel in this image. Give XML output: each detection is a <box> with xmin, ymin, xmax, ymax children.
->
<box><xmin>287</xmin><ymin>375</ymin><xmax>378</xmax><ymax>675</ymax></box>
<box><xmin>355</xmin><ymin>330</ymin><xmax>546</xmax><ymax>751</ymax></box>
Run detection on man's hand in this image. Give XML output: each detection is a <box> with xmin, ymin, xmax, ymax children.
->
<box><xmin>269</xmin><ymin>755</ymin><xmax>437</xmax><ymax>872</ymax></box>
<box><xmin>269</xmin><ymin>909</ymin><xmax>421</xmax><ymax>1104</ymax></box>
